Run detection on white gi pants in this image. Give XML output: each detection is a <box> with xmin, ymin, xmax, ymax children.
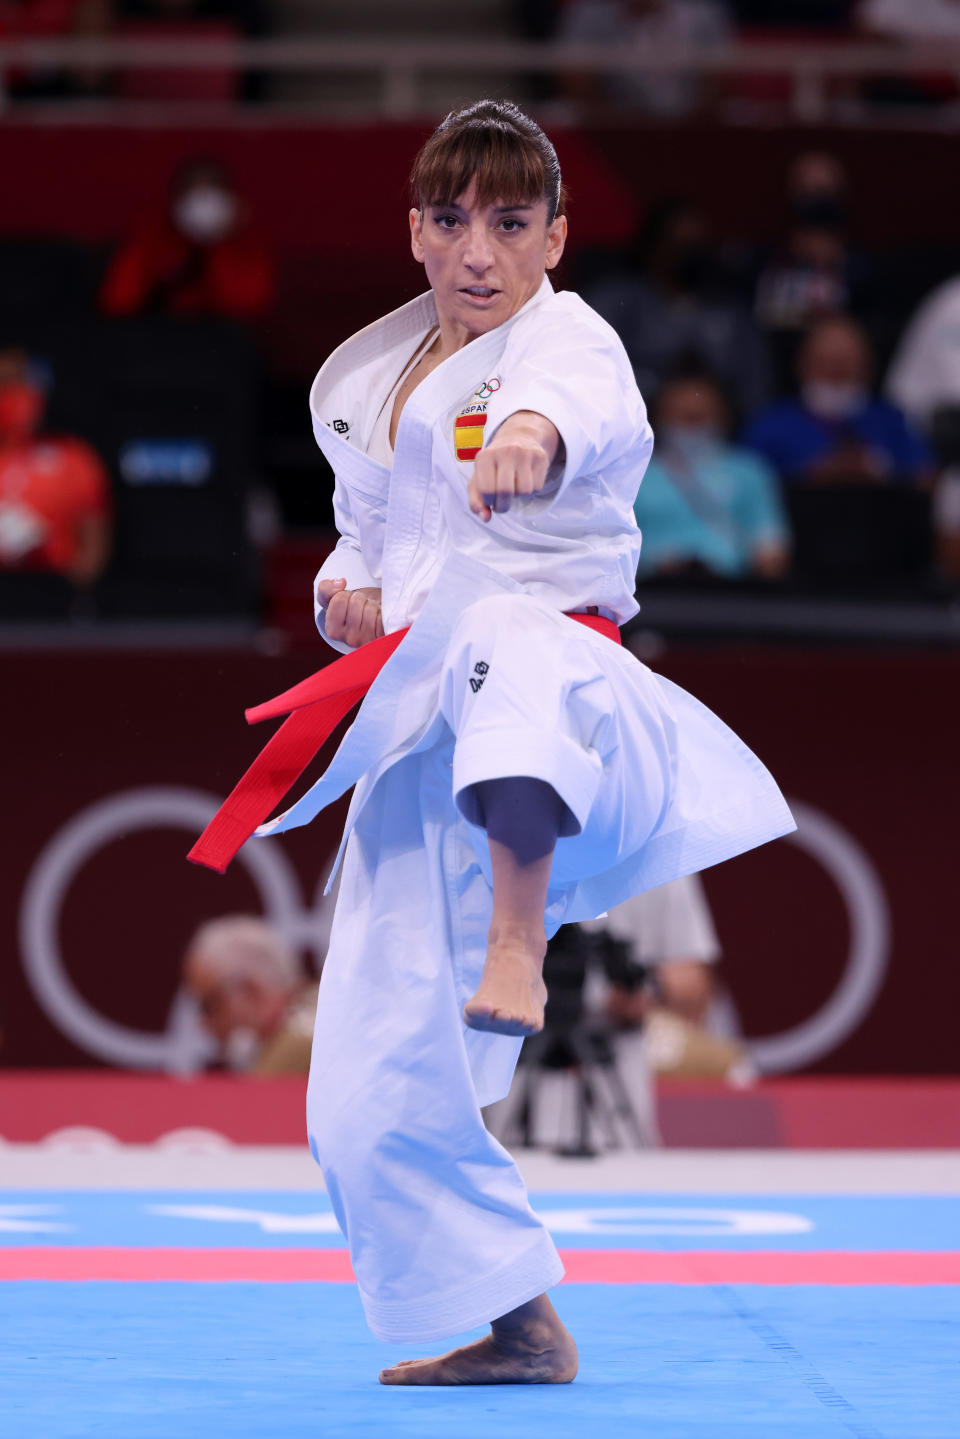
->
<box><xmin>306</xmin><ymin>595</ymin><xmax>680</xmax><ymax>1344</ymax></box>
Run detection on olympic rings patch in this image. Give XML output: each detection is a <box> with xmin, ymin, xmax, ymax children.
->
<box><xmin>474</xmin><ymin>377</ymin><xmax>501</xmax><ymax>402</ymax></box>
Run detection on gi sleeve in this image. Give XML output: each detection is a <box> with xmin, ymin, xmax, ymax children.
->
<box><xmin>486</xmin><ymin>300</ymin><xmax>652</xmax><ymax>498</ymax></box>
<box><xmin>313</xmin><ymin>476</ymin><xmax>379</xmax><ymax>654</ymax></box>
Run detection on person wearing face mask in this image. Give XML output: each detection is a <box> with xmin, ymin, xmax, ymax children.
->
<box><xmin>0</xmin><ymin>347</ymin><xmax>111</xmax><ymax>586</ymax></box>
<box><xmin>752</xmin><ymin>152</ymin><xmax>876</xmax><ymax>393</ymax></box>
<box><xmin>99</xmin><ymin>157</ymin><xmax>274</xmax><ymax>319</ymax></box>
<box><xmin>585</xmin><ymin>197</ymin><xmax>771</xmax><ymax>418</ymax></box>
<box><xmin>742</xmin><ymin>314</ymin><xmax>933</xmax><ymax>488</ymax></box>
<box><xmin>634</xmin><ymin>368</ymin><xmax>789</xmax><ymax>581</ymax></box>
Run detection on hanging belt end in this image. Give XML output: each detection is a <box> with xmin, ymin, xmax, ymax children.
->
<box><xmin>187</xmin><ymin>815</ymin><xmax>253</xmax><ymax>874</ymax></box>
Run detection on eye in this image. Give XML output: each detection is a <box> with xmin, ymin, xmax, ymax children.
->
<box><xmin>498</xmin><ymin>217</ymin><xmax>527</xmax><ymax>234</ymax></box>
<box><xmin>434</xmin><ymin>214</ymin><xmax>460</xmax><ymax>231</ymax></box>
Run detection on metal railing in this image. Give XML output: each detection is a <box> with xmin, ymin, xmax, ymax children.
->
<box><xmin>2</xmin><ymin>36</ymin><xmax>960</xmax><ymax>122</ymax></box>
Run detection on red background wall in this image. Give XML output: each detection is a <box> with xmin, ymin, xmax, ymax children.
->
<box><xmin>4</xmin><ymin>635</ymin><xmax>958</xmax><ymax>1074</ymax></box>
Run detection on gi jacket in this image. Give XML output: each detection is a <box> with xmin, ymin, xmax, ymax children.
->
<box><xmin>309</xmin><ymin>275</ymin><xmax>653</xmax><ymax>650</ymax></box>
<box><xmin>256</xmin><ymin>278</ymin><xmax>794</xmax><ymax>909</ymax></box>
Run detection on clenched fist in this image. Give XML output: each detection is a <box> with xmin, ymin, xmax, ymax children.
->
<box><xmin>467</xmin><ymin>410</ymin><xmax>562</xmax><ymax>522</ymax></box>
<box><xmin>315</xmin><ymin>577</ymin><xmax>384</xmax><ymax>647</ymax></box>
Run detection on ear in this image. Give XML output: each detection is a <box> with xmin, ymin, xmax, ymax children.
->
<box><xmin>544</xmin><ymin>213</ymin><xmax>567</xmax><ymax>272</ymax></box>
<box><xmin>409</xmin><ymin>207</ymin><xmax>425</xmax><ymax>264</ymax></box>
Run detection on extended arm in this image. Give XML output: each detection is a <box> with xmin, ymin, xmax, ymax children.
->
<box><xmin>467</xmin><ymin>410</ymin><xmax>563</xmax><ymax>522</ymax></box>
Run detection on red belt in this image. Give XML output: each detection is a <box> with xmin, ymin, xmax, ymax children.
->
<box><xmin>188</xmin><ymin>611</ymin><xmax>620</xmax><ymax>874</ymax></box>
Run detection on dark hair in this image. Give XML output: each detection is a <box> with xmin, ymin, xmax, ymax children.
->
<box><xmin>410</xmin><ymin>99</ymin><xmax>565</xmax><ymax>223</ymax></box>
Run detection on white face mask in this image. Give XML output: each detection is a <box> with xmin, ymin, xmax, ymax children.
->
<box><xmin>660</xmin><ymin>424</ymin><xmax>721</xmax><ymax>462</ymax></box>
<box><xmin>173</xmin><ymin>186</ymin><xmax>238</xmax><ymax>243</ymax></box>
<box><xmin>802</xmin><ymin>380</ymin><xmax>867</xmax><ymax>421</ymax></box>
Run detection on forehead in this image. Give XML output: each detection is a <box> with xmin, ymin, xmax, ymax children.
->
<box><xmin>808</xmin><ymin>324</ymin><xmax>863</xmax><ymax>357</ymax></box>
<box><xmin>425</xmin><ymin>180</ymin><xmax>547</xmax><ymax>215</ymax></box>
<box><xmin>663</xmin><ymin>380</ymin><xmax>722</xmax><ymax>407</ymax></box>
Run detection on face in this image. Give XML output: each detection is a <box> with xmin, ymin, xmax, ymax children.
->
<box><xmin>800</xmin><ymin>323</ymin><xmax>870</xmax><ymax>386</ymax></box>
<box><xmin>657</xmin><ymin>380</ymin><xmax>726</xmax><ymax>435</ymax></box>
<box><xmin>186</xmin><ymin>957</ymin><xmax>271</xmax><ymax>1046</ymax></box>
<box><xmin>409</xmin><ymin>179</ymin><xmax>567</xmax><ymax>341</ymax></box>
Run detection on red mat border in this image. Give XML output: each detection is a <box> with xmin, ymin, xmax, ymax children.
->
<box><xmin>3</xmin><ymin>1072</ymin><xmax>959</xmax><ymax>1148</ymax></box>
<box><xmin>3</xmin><ymin>1248</ymin><xmax>959</xmax><ymax>1284</ymax></box>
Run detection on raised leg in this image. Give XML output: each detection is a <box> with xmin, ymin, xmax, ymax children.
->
<box><xmin>462</xmin><ymin>776</ymin><xmax>563</xmax><ymax>1037</ymax></box>
<box><xmin>379</xmin><ymin>1291</ymin><xmax>578</xmax><ymax>1386</ymax></box>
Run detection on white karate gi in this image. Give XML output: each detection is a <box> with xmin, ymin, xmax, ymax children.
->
<box><xmin>262</xmin><ymin>277</ymin><xmax>794</xmax><ymax>1344</ymax></box>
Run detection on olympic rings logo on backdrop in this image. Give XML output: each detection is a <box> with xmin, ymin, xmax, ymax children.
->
<box><xmin>18</xmin><ymin>788</ymin><xmax>889</xmax><ymax>1076</ymax></box>
<box><xmin>474</xmin><ymin>377</ymin><xmax>501</xmax><ymax>401</ymax></box>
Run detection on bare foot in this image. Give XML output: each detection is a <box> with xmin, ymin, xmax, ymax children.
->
<box><xmin>379</xmin><ymin>1294</ymin><xmax>577</xmax><ymax>1386</ymax></box>
<box><xmin>462</xmin><ymin>929</ymin><xmax>547</xmax><ymax>1037</ymax></box>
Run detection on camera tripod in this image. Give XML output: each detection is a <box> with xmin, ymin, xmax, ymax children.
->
<box><xmin>489</xmin><ymin>927</ymin><xmax>658</xmax><ymax>1155</ymax></box>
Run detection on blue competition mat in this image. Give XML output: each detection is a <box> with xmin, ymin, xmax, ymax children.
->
<box><xmin>1</xmin><ymin>1189</ymin><xmax>958</xmax><ymax>1439</ymax></box>
<box><xmin>2</xmin><ymin>1189</ymin><xmax>959</xmax><ymax>1250</ymax></box>
<box><xmin>1</xmin><ymin>1282</ymin><xmax>958</xmax><ymax>1439</ymax></box>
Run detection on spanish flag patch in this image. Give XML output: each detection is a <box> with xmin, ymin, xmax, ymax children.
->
<box><xmin>455</xmin><ymin>412</ymin><xmax>487</xmax><ymax>462</ymax></box>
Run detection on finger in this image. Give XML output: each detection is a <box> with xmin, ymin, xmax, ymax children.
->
<box><xmin>493</xmin><ymin>457</ymin><xmax>515</xmax><ymax>513</ymax></box>
<box><xmin>316</xmin><ymin>576</ymin><xmax>346</xmax><ymax>608</ymax></box>
<box><xmin>343</xmin><ymin>590</ymin><xmax>370</xmax><ymax>648</ymax></box>
<box><xmin>467</xmin><ymin>472</ymin><xmax>492</xmax><ymax>521</ymax></box>
<box><xmin>474</xmin><ymin>452</ymin><xmax>504</xmax><ymax>513</ymax></box>
<box><xmin>325</xmin><ymin>590</ymin><xmax>350</xmax><ymax>640</ymax></box>
<box><xmin>359</xmin><ymin>596</ymin><xmax>381</xmax><ymax>646</ymax></box>
<box><xmin>515</xmin><ymin>451</ymin><xmax>541</xmax><ymax>496</ymax></box>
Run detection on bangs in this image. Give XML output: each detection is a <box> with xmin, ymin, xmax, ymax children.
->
<box><xmin>411</xmin><ymin>107</ymin><xmax>565</xmax><ymax>220</ymax></box>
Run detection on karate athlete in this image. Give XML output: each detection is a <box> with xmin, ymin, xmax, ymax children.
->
<box><xmin>191</xmin><ymin>99</ymin><xmax>795</xmax><ymax>1386</ymax></box>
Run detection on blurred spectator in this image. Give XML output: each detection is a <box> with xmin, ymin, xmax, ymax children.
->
<box><xmin>743</xmin><ymin>314</ymin><xmax>934</xmax><ymax>487</ymax></box>
<box><xmin>885</xmin><ymin>276</ymin><xmax>960</xmax><ymax>431</ymax></box>
<box><xmin>100</xmin><ymin>157</ymin><xmax>275</xmax><ymax>320</ymax></box>
<box><xmin>0</xmin><ymin>347</ymin><xmax>111</xmax><ymax>585</ymax></box>
<box><xmin>635</xmin><ymin>368</ymin><xmax>790</xmax><ymax>581</ymax></box>
<box><xmin>582</xmin><ymin>875</ymin><xmax>751</xmax><ymax>1082</ymax></box>
<box><xmin>183</xmin><ymin>915</ymin><xmax>317</xmax><ymax>1075</ymax></box>
<box><xmin>855</xmin><ymin>0</ymin><xmax>960</xmax><ymax>105</ymax></box>
<box><xmin>856</xmin><ymin>0</ymin><xmax>960</xmax><ymax>39</ymax></box>
<box><xmin>585</xmin><ymin>198</ymin><xmax>770</xmax><ymax>414</ymax></box>
<box><xmin>886</xmin><ymin>276</ymin><xmax>960</xmax><ymax>581</ymax></box>
<box><xmin>557</xmin><ymin>0</ymin><xmax>733</xmax><ymax>117</ymax></box>
<box><xmin>754</xmin><ymin>152</ymin><xmax>874</xmax><ymax>387</ymax></box>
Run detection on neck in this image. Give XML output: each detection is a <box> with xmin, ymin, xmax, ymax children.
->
<box><xmin>433</xmin><ymin>314</ymin><xmax>482</xmax><ymax>361</ymax></box>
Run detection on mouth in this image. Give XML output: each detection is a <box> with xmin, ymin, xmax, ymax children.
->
<box><xmin>459</xmin><ymin>286</ymin><xmax>500</xmax><ymax>305</ymax></box>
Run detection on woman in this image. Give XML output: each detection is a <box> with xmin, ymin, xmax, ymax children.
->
<box><xmin>192</xmin><ymin>100</ymin><xmax>793</xmax><ymax>1385</ymax></box>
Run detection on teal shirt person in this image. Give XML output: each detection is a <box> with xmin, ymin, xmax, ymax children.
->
<box><xmin>635</xmin><ymin>421</ymin><xmax>790</xmax><ymax>581</ymax></box>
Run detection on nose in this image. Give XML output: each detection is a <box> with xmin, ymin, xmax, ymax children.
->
<box><xmin>462</xmin><ymin>221</ymin><xmax>494</xmax><ymax>273</ymax></box>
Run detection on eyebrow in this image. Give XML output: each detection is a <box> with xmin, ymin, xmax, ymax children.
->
<box><xmin>430</xmin><ymin>202</ymin><xmax>536</xmax><ymax>214</ymax></box>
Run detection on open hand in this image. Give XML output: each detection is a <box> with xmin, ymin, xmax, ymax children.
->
<box><xmin>315</xmin><ymin>578</ymin><xmax>384</xmax><ymax>647</ymax></box>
